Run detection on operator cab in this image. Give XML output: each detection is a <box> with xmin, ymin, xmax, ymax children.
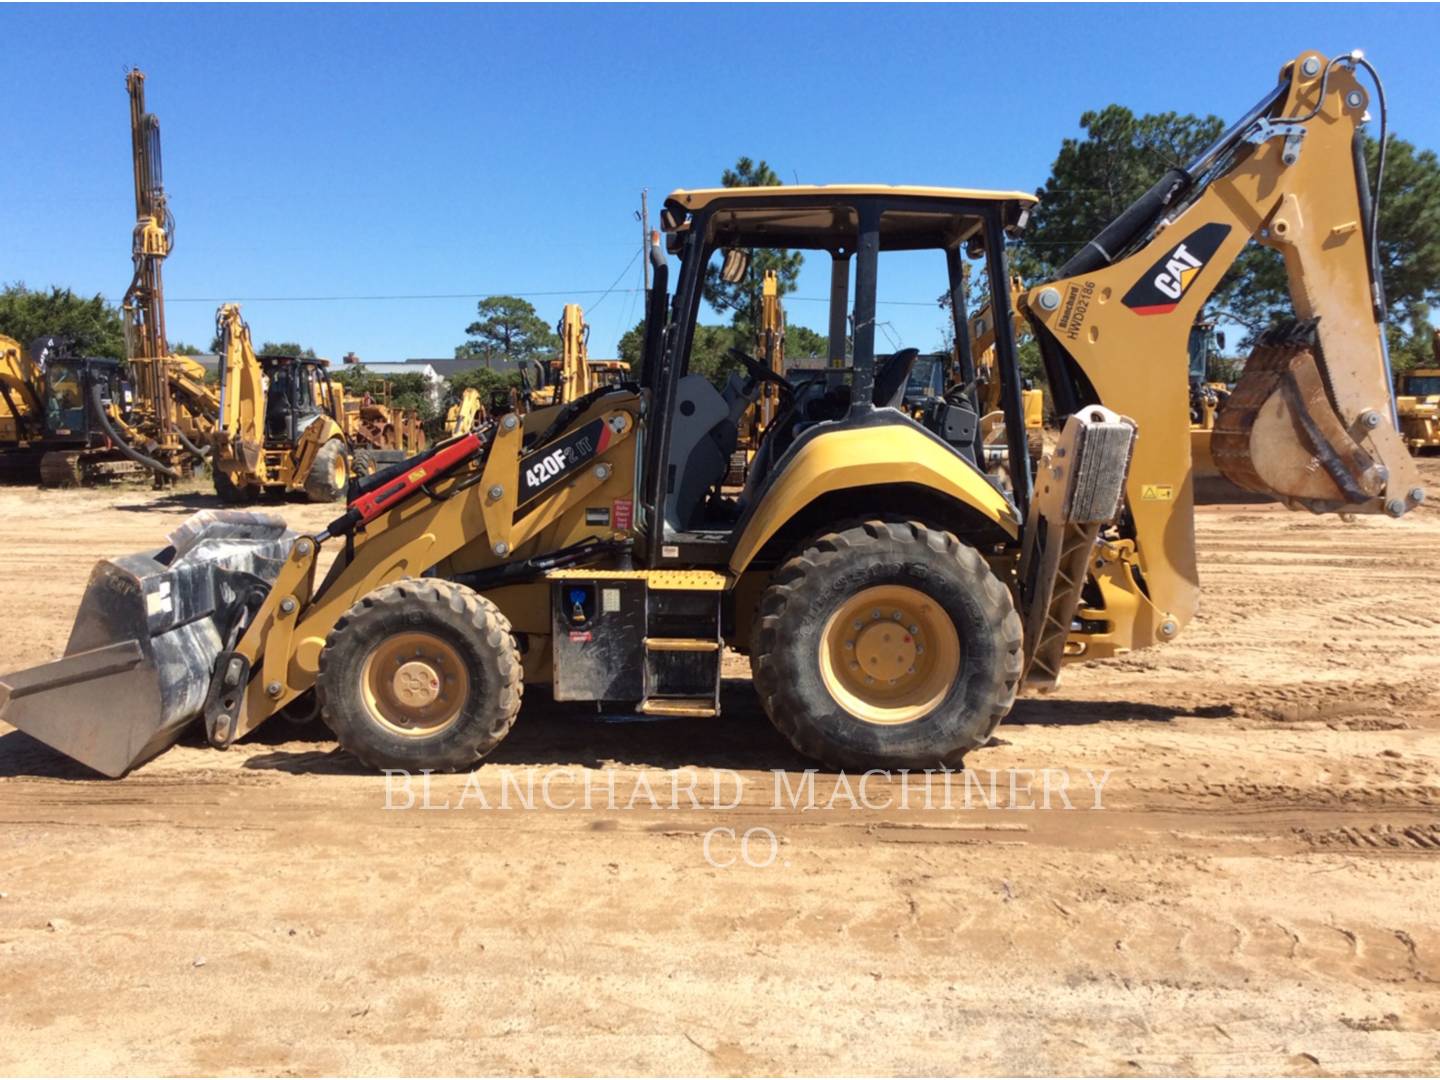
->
<box><xmin>29</xmin><ymin>336</ymin><xmax>132</xmax><ymax>444</ymax></box>
<box><xmin>260</xmin><ymin>354</ymin><xmax>336</xmax><ymax>445</ymax></box>
<box><xmin>637</xmin><ymin>185</ymin><xmax>1037</xmax><ymax>565</ymax></box>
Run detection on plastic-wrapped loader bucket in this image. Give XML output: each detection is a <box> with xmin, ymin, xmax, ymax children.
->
<box><xmin>0</xmin><ymin>510</ymin><xmax>296</xmax><ymax>777</ymax></box>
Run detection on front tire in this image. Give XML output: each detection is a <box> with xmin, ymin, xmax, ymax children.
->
<box><xmin>752</xmin><ymin>520</ymin><xmax>1022</xmax><ymax>770</ymax></box>
<box><xmin>316</xmin><ymin>579</ymin><xmax>522</xmax><ymax>771</ymax></box>
<box><xmin>304</xmin><ymin>438</ymin><xmax>350</xmax><ymax>502</ymax></box>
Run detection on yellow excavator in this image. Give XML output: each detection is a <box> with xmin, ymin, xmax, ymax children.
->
<box><xmin>445</xmin><ymin>387</ymin><xmax>486</xmax><ymax>437</ymax></box>
<box><xmin>0</xmin><ymin>49</ymin><xmax>1424</xmax><ymax>778</ymax></box>
<box><xmin>530</xmin><ymin>304</ymin><xmax>632</xmax><ymax>407</ymax></box>
<box><xmin>1395</xmin><ymin>331</ymin><xmax>1440</xmax><ymax>453</ymax></box>
<box><xmin>209</xmin><ymin>304</ymin><xmax>351</xmax><ymax>503</ymax></box>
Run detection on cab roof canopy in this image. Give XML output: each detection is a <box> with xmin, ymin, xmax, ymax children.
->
<box><xmin>663</xmin><ymin>185</ymin><xmax>1038</xmax><ymax>252</ymax></box>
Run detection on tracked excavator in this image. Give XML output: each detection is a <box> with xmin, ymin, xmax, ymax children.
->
<box><xmin>0</xmin><ymin>49</ymin><xmax>1424</xmax><ymax>778</ymax></box>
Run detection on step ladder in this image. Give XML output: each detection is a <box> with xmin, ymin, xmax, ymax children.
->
<box><xmin>638</xmin><ymin>589</ymin><xmax>722</xmax><ymax>717</ymax></box>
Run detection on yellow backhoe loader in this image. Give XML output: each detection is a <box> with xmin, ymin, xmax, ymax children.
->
<box><xmin>530</xmin><ymin>304</ymin><xmax>632</xmax><ymax>407</ymax></box>
<box><xmin>209</xmin><ymin>304</ymin><xmax>351</xmax><ymax>503</ymax></box>
<box><xmin>0</xmin><ymin>49</ymin><xmax>1424</xmax><ymax>778</ymax></box>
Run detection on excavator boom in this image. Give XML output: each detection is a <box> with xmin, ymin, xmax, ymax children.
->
<box><xmin>1024</xmin><ymin>48</ymin><xmax>1422</xmax><ymax>659</ymax></box>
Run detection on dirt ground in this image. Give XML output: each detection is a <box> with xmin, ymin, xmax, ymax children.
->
<box><xmin>1</xmin><ymin>468</ymin><xmax>1439</xmax><ymax>1076</ymax></box>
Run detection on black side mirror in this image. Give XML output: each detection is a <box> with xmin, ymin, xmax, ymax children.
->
<box><xmin>720</xmin><ymin>248</ymin><xmax>750</xmax><ymax>284</ymax></box>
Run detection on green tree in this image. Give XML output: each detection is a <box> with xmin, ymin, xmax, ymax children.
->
<box><xmin>1013</xmin><ymin>105</ymin><xmax>1225</xmax><ymax>282</ymax></box>
<box><xmin>259</xmin><ymin>341</ymin><xmax>317</xmax><ymax>358</ymax></box>
<box><xmin>786</xmin><ymin>325</ymin><xmax>828</xmax><ymax>361</ymax></box>
<box><xmin>0</xmin><ymin>283</ymin><xmax>126</xmax><ymax>358</ymax></box>
<box><xmin>168</xmin><ymin>340</ymin><xmax>203</xmax><ymax>355</ymax></box>
<box><xmin>701</xmin><ymin>157</ymin><xmax>804</xmax><ymax>339</ymax></box>
<box><xmin>457</xmin><ymin>295</ymin><xmax>558</xmax><ymax>367</ymax></box>
<box><xmin>447</xmin><ymin>365</ymin><xmax>526</xmax><ymax>398</ymax></box>
<box><xmin>617</xmin><ymin>319</ymin><xmax>645</xmax><ymax>367</ymax></box>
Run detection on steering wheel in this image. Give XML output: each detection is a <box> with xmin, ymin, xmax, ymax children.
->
<box><xmin>727</xmin><ymin>347</ymin><xmax>793</xmax><ymax>394</ymax></box>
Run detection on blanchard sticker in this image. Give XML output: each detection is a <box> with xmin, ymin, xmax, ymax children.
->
<box><xmin>518</xmin><ymin>418</ymin><xmax>613</xmax><ymax>504</ymax></box>
<box><xmin>1122</xmin><ymin>222</ymin><xmax>1231</xmax><ymax>316</ymax></box>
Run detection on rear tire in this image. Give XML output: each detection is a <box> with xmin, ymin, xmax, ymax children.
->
<box><xmin>304</xmin><ymin>438</ymin><xmax>350</xmax><ymax>502</ymax></box>
<box><xmin>316</xmin><ymin>578</ymin><xmax>523</xmax><ymax>772</ymax></box>
<box><xmin>752</xmin><ymin>520</ymin><xmax>1022</xmax><ymax>770</ymax></box>
<box><xmin>351</xmin><ymin>448</ymin><xmax>379</xmax><ymax>480</ymax></box>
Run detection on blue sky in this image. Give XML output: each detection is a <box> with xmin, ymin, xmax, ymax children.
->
<box><xmin>3</xmin><ymin>3</ymin><xmax>1437</xmax><ymax>361</ymax></box>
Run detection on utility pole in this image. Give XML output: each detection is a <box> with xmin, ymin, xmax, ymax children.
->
<box><xmin>639</xmin><ymin>189</ymin><xmax>650</xmax><ymax>295</ymax></box>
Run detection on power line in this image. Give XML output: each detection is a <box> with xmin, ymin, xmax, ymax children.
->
<box><xmin>112</xmin><ymin>287</ymin><xmax>647</xmax><ymax>305</ymax></box>
<box><xmin>584</xmin><ymin>248</ymin><xmax>642</xmax><ymax>317</ymax></box>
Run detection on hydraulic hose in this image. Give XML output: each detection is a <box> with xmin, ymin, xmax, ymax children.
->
<box><xmin>174</xmin><ymin>424</ymin><xmax>210</xmax><ymax>461</ymax></box>
<box><xmin>90</xmin><ymin>382</ymin><xmax>181</xmax><ymax>480</ymax></box>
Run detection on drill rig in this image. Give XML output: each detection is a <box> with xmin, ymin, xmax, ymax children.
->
<box><xmin>36</xmin><ymin>70</ymin><xmax>216</xmax><ymax>486</ymax></box>
<box><xmin>0</xmin><ymin>49</ymin><xmax>1424</xmax><ymax>777</ymax></box>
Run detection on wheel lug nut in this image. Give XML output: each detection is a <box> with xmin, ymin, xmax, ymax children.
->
<box><xmin>908</xmin><ymin>624</ymin><xmax>919</xmax><ymax>634</ymax></box>
<box><xmin>845</xmin><ymin>640</ymin><xmax>854</xmax><ymax>649</ymax></box>
<box><xmin>892</xmin><ymin>611</ymin><xmax>902</xmax><ymax>621</ymax></box>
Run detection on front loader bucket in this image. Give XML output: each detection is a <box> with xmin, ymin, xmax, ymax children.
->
<box><xmin>1213</xmin><ymin>320</ymin><xmax>1423</xmax><ymax>515</ymax></box>
<box><xmin>0</xmin><ymin>510</ymin><xmax>296</xmax><ymax>777</ymax></box>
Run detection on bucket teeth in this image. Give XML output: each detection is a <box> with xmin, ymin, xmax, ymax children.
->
<box><xmin>0</xmin><ymin>510</ymin><xmax>296</xmax><ymax>777</ymax></box>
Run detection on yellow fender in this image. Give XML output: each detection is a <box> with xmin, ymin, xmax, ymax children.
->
<box><xmin>729</xmin><ymin>424</ymin><xmax>1019</xmax><ymax>575</ymax></box>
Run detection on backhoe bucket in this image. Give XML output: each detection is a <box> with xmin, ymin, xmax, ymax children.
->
<box><xmin>1213</xmin><ymin>320</ymin><xmax>1423</xmax><ymax>515</ymax></box>
<box><xmin>0</xmin><ymin>511</ymin><xmax>296</xmax><ymax>776</ymax></box>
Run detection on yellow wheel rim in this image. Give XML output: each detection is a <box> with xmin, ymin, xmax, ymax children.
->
<box><xmin>333</xmin><ymin>450</ymin><xmax>348</xmax><ymax>490</ymax></box>
<box><xmin>360</xmin><ymin>631</ymin><xmax>469</xmax><ymax>737</ymax></box>
<box><xmin>818</xmin><ymin>585</ymin><xmax>960</xmax><ymax>725</ymax></box>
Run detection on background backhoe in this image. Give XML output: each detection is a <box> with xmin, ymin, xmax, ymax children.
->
<box><xmin>0</xmin><ymin>48</ymin><xmax>1423</xmax><ymax>779</ymax></box>
<box><xmin>1395</xmin><ymin>331</ymin><xmax>1440</xmax><ymax>453</ymax></box>
<box><xmin>209</xmin><ymin>304</ymin><xmax>352</xmax><ymax>503</ymax></box>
